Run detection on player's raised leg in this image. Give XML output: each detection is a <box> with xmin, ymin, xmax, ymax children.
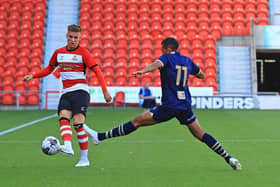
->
<box><xmin>59</xmin><ymin>117</ymin><xmax>74</xmax><ymax>156</ymax></box>
<box><xmin>187</xmin><ymin>119</ymin><xmax>242</xmax><ymax>170</ymax></box>
<box><xmin>84</xmin><ymin>111</ymin><xmax>156</xmax><ymax>143</ymax></box>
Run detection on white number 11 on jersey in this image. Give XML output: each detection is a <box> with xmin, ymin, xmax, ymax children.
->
<box><xmin>175</xmin><ymin>65</ymin><xmax>188</xmax><ymax>87</ymax></box>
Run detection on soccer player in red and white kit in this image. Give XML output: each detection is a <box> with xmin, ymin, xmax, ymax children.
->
<box><xmin>24</xmin><ymin>24</ymin><xmax>112</xmax><ymax>167</ymax></box>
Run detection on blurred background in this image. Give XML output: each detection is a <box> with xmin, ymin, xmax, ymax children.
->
<box><xmin>0</xmin><ymin>0</ymin><xmax>279</xmax><ymax>110</ymax></box>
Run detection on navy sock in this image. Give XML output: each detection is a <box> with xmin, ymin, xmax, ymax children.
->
<box><xmin>202</xmin><ymin>133</ymin><xmax>231</xmax><ymax>162</ymax></box>
<box><xmin>98</xmin><ymin>121</ymin><xmax>136</xmax><ymax>141</ymax></box>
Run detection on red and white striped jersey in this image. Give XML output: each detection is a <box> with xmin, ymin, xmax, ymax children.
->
<box><xmin>49</xmin><ymin>46</ymin><xmax>97</xmax><ymax>93</ymax></box>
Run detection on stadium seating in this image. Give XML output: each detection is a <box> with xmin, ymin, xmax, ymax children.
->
<box><xmin>77</xmin><ymin>0</ymin><xmax>268</xmax><ymax>89</ymax></box>
<box><xmin>0</xmin><ymin>0</ymin><xmax>46</xmax><ymax>105</ymax></box>
<box><xmin>1</xmin><ymin>0</ymin><xmax>270</xmax><ymax>105</ymax></box>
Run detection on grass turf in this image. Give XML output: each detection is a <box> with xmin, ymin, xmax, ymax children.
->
<box><xmin>0</xmin><ymin>108</ymin><xmax>279</xmax><ymax>187</ymax></box>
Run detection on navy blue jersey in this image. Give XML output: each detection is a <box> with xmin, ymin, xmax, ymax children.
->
<box><xmin>158</xmin><ymin>51</ymin><xmax>200</xmax><ymax>109</ymax></box>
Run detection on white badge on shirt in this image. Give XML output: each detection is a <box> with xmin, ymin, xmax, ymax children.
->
<box><xmin>177</xmin><ymin>91</ymin><xmax>186</xmax><ymax>100</ymax></box>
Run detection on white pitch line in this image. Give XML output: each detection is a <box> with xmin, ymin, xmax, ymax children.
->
<box><xmin>0</xmin><ymin>114</ymin><xmax>57</xmax><ymax>136</ymax></box>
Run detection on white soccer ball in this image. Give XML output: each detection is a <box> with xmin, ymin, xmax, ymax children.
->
<box><xmin>41</xmin><ymin>136</ymin><xmax>60</xmax><ymax>155</ymax></box>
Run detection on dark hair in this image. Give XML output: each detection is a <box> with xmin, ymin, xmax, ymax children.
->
<box><xmin>67</xmin><ymin>24</ymin><xmax>82</xmax><ymax>32</ymax></box>
<box><xmin>161</xmin><ymin>37</ymin><xmax>179</xmax><ymax>51</ymax></box>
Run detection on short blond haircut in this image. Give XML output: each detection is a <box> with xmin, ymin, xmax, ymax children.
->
<box><xmin>67</xmin><ymin>24</ymin><xmax>81</xmax><ymax>32</ymax></box>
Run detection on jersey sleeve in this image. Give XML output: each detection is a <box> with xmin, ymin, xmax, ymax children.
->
<box><xmin>190</xmin><ymin>59</ymin><xmax>200</xmax><ymax>75</ymax></box>
<box><xmin>49</xmin><ymin>50</ymin><xmax>59</xmax><ymax>67</ymax></box>
<box><xmin>82</xmin><ymin>49</ymin><xmax>98</xmax><ymax>69</ymax></box>
<box><xmin>158</xmin><ymin>55</ymin><xmax>168</xmax><ymax>66</ymax></box>
<box><xmin>32</xmin><ymin>50</ymin><xmax>58</xmax><ymax>78</ymax></box>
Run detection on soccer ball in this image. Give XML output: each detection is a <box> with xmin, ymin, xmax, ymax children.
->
<box><xmin>41</xmin><ymin>136</ymin><xmax>61</xmax><ymax>155</ymax></box>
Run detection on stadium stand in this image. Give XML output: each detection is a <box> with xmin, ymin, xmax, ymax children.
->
<box><xmin>0</xmin><ymin>0</ymin><xmax>46</xmax><ymax>105</ymax></box>
<box><xmin>0</xmin><ymin>0</ymin><xmax>270</xmax><ymax>105</ymax></box>
<box><xmin>79</xmin><ymin>0</ymin><xmax>269</xmax><ymax>91</ymax></box>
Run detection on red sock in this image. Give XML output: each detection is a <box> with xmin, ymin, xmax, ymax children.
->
<box><xmin>59</xmin><ymin>118</ymin><xmax>72</xmax><ymax>142</ymax></box>
<box><xmin>74</xmin><ymin>124</ymin><xmax>88</xmax><ymax>150</ymax></box>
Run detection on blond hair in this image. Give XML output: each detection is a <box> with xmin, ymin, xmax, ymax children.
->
<box><xmin>67</xmin><ymin>24</ymin><xmax>81</xmax><ymax>32</ymax></box>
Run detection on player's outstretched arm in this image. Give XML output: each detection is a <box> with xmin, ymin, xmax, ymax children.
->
<box><xmin>92</xmin><ymin>66</ymin><xmax>112</xmax><ymax>103</ymax></box>
<box><xmin>23</xmin><ymin>65</ymin><xmax>54</xmax><ymax>81</ymax></box>
<box><xmin>132</xmin><ymin>60</ymin><xmax>163</xmax><ymax>78</ymax></box>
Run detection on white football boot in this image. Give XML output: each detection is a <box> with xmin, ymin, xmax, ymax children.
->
<box><xmin>83</xmin><ymin>124</ymin><xmax>101</xmax><ymax>145</ymax></box>
<box><xmin>59</xmin><ymin>145</ymin><xmax>74</xmax><ymax>156</ymax></box>
<box><xmin>229</xmin><ymin>157</ymin><xmax>242</xmax><ymax>170</ymax></box>
<box><xmin>75</xmin><ymin>159</ymin><xmax>90</xmax><ymax>167</ymax></box>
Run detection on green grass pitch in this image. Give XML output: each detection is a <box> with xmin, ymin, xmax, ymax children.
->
<box><xmin>0</xmin><ymin>108</ymin><xmax>279</xmax><ymax>187</ymax></box>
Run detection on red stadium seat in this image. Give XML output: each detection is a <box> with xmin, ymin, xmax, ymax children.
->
<box><xmin>128</xmin><ymin>77</ymin><xmax>140</xmax><ymax>86</ymax></box>
<box><xmin>204</xmin><ymin>35</ymin><xmax>216</xmax><ymax>46</ymax></box>
<box><xmin>116</xmin><ymin>77</ymin><xmax>127</xmax><ymax>86</ymax></box>
<box><xmin>221</xmin><ymin>8</ymin><xmax>232</xmax><ymax>20</ymax></box>
<box><xmin>129</xmin><ymin>53</ymin><xmax>140</xmax><ymax>64</ymax></box>
<box><xmin>139</xmin><ymin>24</ymin><xmax>150</xmax><ymax>37</ymax></box>
<box><xmin>0</xmin><ymin>20</ymin><xmax>7</xmax><ymax>30</ymax></box>
<box><xmin>9</xmin><ymin>11</ymin><xmax>20</xmax><ymax>21</ymax></box>
<box><xmin>153</xmin><ymin>47</ymin><xmax>162</xmax><ymax>59</ymax></box>
<box><xmin>19</xmin><ymin>38</ymin><xmax>31</xmax><ymax>49</ymax></box>
<box><xmin>129</xmin><ymin>34</ymin><xmax>140</xmax><ymax>47</ymax></box>
<box><xmin>222</xmin><ymin>0</ymin><xmax>232</xmax><ymax>9</ymax></box>
<box><xmin>206</xmin><ymin>77</ymin><xmax>217</xmax><ymax>90</ymax></box>
<box><xmin>116</xmin><ymin>68</ymin><xmax>127</xmax><ymax>78</ymax></box>
<box><xmin>127</xmin><ymin>21</ymin><xmax>138</xmax><ymax>37</ymax></box>
<box><xmin>115</xmin><ymin>22</ymin><xmax>126</xmax><ymax>37</ymax></box>
<box><xmin>116</xmin><ymin>53</ymin><xmax>128</xmax><ymax>64</ymax></box>
<box><xmin>3</xmin><ymin>79</ymin><xmax>14</xmax><ymax>91</ymax></box>
<box><xmin>7</xmin><ymin>29</ymin><xmax>18</xmax><ymax>40</ymax></box>
<box><xmin>192</xmin><ymin>77</ymin><xmax>204</xmax><ymax>87</ymax></box>
<box><xmin>103</xmin><ymin>43</ymin><xmax>115</xmax><ymax>56</ymax></box>
<box><xmin>205</xmin><ymin>68</ymin><xmax>217</xmax><ymax>80</ymax></box>
<box><xmin>104</xmin><ymin>76</ymin><xmax>114</xmax><ymax>86</ymax></box>
<box><xmin>142</xmin><ymin>53</ymin><xmax>153</xmax><ymax>66</ymax></box>
<box><xmin>113</xmin><ymin>91</ymin><xmax>126</xmax><ymax>107</ymax></box>
<box><xmin>142</xmin><ymin>35</ymin><xmax>153</xmax><ymax>47</ymax></box>
<box><xmin>0</xmin><ymin>11</ymin><xmax>8</xmax><ymax>21</ymax></box>
<box><xmin>192</xmin><ymin>53</ymin><xmax>204</xmax><ymax>69</ymax></box>
<box><xmin>210</xmin><ymin>0</ymin><xmax>220</xmax><ymax>9</ymax></box>
<box><xmin>151</xmin><ymin>22</ymin><xmax>162</xmax><ymax>37</ymax></box>
<box><xmin>174</xmin><ymin>22</ymin><xmax>186</xmax><ymax>37</ymax></box>
<box><xmin>115</xmin><ymin>61</ymin><xmax>127</xmax><ymax>72</ymax></box>
<box><xmin>233</xmin><ymin>0</ymin><xmax>244</xmax><ymax>9</ymax></box>
<box><xmin>186</xmin><ymin>0</ymin><xmax>197</xmax><ymax>9</ymax></box>
<box><xmin>186</xmin><ymin>25</ymin><xmax>197</xmax><ymax>39</ymax></box>
<box><xmin>210</xmin><ymin>24</ymin><xmax>222</xmax><ymax>39</ymax></box>
<box><xmin>192</xmin><ymin>43</ymin><xmax>203</xmax><ymax>55</ymax></box>
<box><xmin>205</xmin><ymin>43</ymin><xmax>216</xmax><ymax>55</ymax></box>
<box><xmin>2</xmin><ymin>94</ymin><xmax>14</xmax><ymax>105</ymax></box>
<box><xmin>27</xmin><ymin>94</ymin><xmax>39</xmax><ymax>105</ymax></box>
<box><xmin>234</xmin><ymin>17</ymin><xmax>246</xmax><ymax>35</ymax></box>
<box><xmin>198</xmin><ymin>6</ymin><xmax>208</xmax><ymax>19</ymax></box>
<box><xmin>141</xmin><ymin>46</ymin><xmax>153</xmax><ymax>55</ymax></box>
<box><xmin>128</xmin><ymin>45</ymin><xmax>140</xmax><ymax>55</ymax></box>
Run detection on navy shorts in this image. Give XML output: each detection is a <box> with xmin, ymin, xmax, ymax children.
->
<box><xmin>150</xmin><ymin>105</ymin><xmax>196</xmax><ymax>125</ymax></box>
<box><xmin>58</xmin><ymin>90</ymin><xmax>90</xmax><ymax>116</ymax></box>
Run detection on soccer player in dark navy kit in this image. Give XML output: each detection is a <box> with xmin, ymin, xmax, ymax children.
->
<box><xmin>84</xmin><ymin>37</ymin><xmax>242</xmax><ymax>170</ymax></box>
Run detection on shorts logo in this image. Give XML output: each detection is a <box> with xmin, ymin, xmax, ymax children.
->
<box><xmin>80</xmin><ymin>106</ymin><xmax>86</xmax><ymax>112</ymax></box>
